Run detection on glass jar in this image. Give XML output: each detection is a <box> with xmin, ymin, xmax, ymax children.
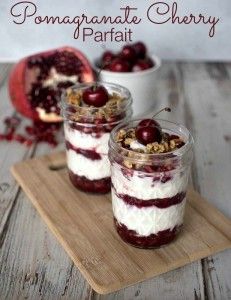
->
<box><xmin>60</xmin><ymin>82</ymin><xmax>132</xmax><ymax>194</ymax></box>
<box><xmin>109</xmin><ymin>119</ymin><xmax>193</xmax><ymax>248</ymax></box>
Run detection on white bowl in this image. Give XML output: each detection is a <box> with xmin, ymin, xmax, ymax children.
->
<box><xmin>97</xmin><ymin>55</ymin><xmax>161</xmax><ymax>116</ymax></box>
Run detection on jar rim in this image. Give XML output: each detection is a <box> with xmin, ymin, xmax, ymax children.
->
<box><xmin>109</xmin><ymin>118</ymin><xmax>194</xmax><ymax>162</ymax></box>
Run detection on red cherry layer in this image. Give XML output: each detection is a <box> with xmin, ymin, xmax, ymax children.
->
<box><xmin>115</xmin><ymin>218</ymin><xmax>182</xmax><ymax>248</ymax></box>
<box><xmin>69</xmin><ymin>170</ymin><xmax>111</xmax><ymax>193</ymax></box>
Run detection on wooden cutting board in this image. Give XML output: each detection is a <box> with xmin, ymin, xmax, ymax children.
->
<box><xmin>11</xmin><ymin>152</ymin><xmax>231</xmax><ymax>295</ymax></box>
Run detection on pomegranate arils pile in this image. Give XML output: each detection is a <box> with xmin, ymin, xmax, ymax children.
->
<box><xmin>25</xmin><ymin>121</ymin><xmax>61</xmax><ymax>147</ymax></box>
<box><xmin>0</xmin><ymin>116</ymin><xmax>61</xmax><ymax>147</ymax></box>
<box><xmin>29</xmin><ymin>85</ymin><xmax>59</xmax><ymax>114</ymax></box>
<box><xmin>52</xmin><ymin>51</ymin><xmax>84</xmax><ymax>76</ymax></box>
<box><xmin>27</xmin><ymin>51</ymin><xmax>84</xmax><ymax>114</ymax></box>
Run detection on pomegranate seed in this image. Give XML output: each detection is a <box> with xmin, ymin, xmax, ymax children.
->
<box><xmin>1</xmin><ymin>115</ymin><xmax>59</xmax><ymax>148</ymax></box>
<box><xmin>7</xmin><ymin>127</ymin><xmax>16</xmax><ymax>135</ymax></box>
<box><xmin>0</xmin><ymin>134</ymin><xmax>6</xmax><ymax>141</ymax></box>
<box><xmin>25</xmin><ymin>126</ymin><xmax>35</xmax><ymax>135</ymax></box>
<box><xmin>24</xmin><ymin>139</ymin><xmax>33</xmax><ymax>147</ymax></box>
<box><xmin>4</xmin><ymin>116</ymin><xmax>21</xmax><ymax>127</ymax></box>
<box><xmin>5</xmin><ymin>133</ymin><xmax>14</xmax><ymax>141</ymax></box>
<box><xmin>14</xmin><ymin>134</ymin><xmax>26</xmax><ymax>143</ymax></box>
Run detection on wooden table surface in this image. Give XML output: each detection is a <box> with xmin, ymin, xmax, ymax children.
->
<box><xmin>0</xmin><ymin>62</ymin><xmax>231</xmax><ymax>300</ymax></box>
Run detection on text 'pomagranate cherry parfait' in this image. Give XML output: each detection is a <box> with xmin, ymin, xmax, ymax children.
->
<box><xmin>60</xmin><ymin>82</ymin><xmax>132</xmax><ymax>194</ymax></box>
<box><xmin>109</xmin><ymin>113</ymin><xmax>193</xmax><ymax>248</ymax></box>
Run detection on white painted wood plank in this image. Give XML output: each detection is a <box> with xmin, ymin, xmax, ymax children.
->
<box><xmin>0</xmin><ymin>191</ymin><xmax>91</xmax><ymax>300</ymax></box>
<box><xmin>0</xmin><ymin>64</ymin><xmax>35</xmax><ymax>237</ymax></box>
<box><xmin>179</xmin><ymin>62</ymin><xmax>231</xmax><ymax>300</ymax></box>
<box><xmin>0</xmin><ymin>64</ymin><xmax>14</xmax><ymax>125</ymax></box>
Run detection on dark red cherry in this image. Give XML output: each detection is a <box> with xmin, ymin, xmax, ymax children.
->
<box><xmin>132</xmin><ymin>59</ymin><xmax>154</xmax><ymax>72</ymax></box>
<box><xmin>136</xmin><ymin>126</ymin><xmax>162</xmax><ymax>145</ymax></box>
<box><xmin>102</xmin><ymin>51</ymin><xmax>115</xmax><ymax>64</ymax></box>
<box><xmin>120</xmin><ymin>45</ymin><xmax>136</xmax><ymax>62</ymax></box>
<box><xmin>132</xmin><ymin>61</ymin><xmax>149</xmax><ymax>72</ymax></box>
<box><xmin>146</xmin><ymin>57</ymin><xmax>154</xmax><ymax>68</ymax></box>
<box><xmin>133</xmin><ymin>42</ymin><xmax>147</xmax><ymax>58</ymax></box>
<box><xmin>132</xmin><ymin>58</ymin><xmax>154</xmax><ymax>72</ymax></box>
<box><xmin>137</xmin><ymin>119</ymin><xmax>160</xmax><ymax>129</ymax></box>
<box><xmin>83</xmin><ymin>85</ymin><xmax>109</xmax><ymax>107</ymax></box>
<box><xmin>109</xmin><ymin>58</ymin><xmax>130</xmax><ymax>72</ymax></box>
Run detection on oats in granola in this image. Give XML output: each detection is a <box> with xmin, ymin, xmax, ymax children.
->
<box><xmin>115</xmin><ymin>126</ymin><xmax>185</xmax><ymax>155</ymax></box>
<box><xmin>66</xmin><ymin>89</ymin><xmax>82</xmax><ymax>106</ymax></box>
<box><xmin>66</xmin><ymin>88</ymin><xmax>125</xmax><ymax>122</ymax></box>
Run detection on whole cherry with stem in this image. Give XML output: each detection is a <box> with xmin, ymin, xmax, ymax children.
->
<box><xmin>83</xmin><ymin>65</ymin><xmax>109</xmax><ymax>107</ymax></box>
<box><xmin>136</xmin><ymin>107</ymin><xmax>171</xmax><ymax>145</ymax></box>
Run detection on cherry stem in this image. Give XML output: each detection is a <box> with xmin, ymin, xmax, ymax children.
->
<box><xmin>152</xmin><ymin>107</ymin><xmax>171</xmax><ymax>119</ymax></box>
<box><xmin>94</xmin><ymin>62</ymin><xmax>106</xmax><ymax>90</ymax></box>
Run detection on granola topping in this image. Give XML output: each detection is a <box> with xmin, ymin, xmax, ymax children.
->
<box><xmin>115</xmin><ymin>127</ymin><xmax>186</xmax><ymax>170</ymax></box>
<box><xmin>65</xmin><ymin>88</ymin><xmax>125</xmax><ymax>122</ymax></box>
<box><xmin>115</xmin><ymin>128</ymin><xmax>185</xmax><ymax>155</ymax></box>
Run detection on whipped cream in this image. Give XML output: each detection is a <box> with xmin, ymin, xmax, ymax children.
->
<box><xmin>64</xmin><ymin>123</ymin><xmax>110</xmax><ymax>154</ymax></box>
<box><xmin>112</xmin><ymin>190</ymin><xmax>186</xmax><ymax>236</ymax></box>
<box><xmin>67</xmin><ymin>149</ymin><xmax>110</xmax><ymax>180</ymax></box>
<box><xmin>111</xmin><ymin>163</ymin><xmax>188</xmax><ymax>200</ymax></box>
<box><xmin>130</xmin><ymin>140</ymin><xmax>147</xmax><ymax>151</ymax></box>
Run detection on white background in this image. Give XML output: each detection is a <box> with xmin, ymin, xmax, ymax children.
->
<box><xmin>0</xmin><ymin>0</ymin><xmax>230</xmax><ymax>62</ymax></box>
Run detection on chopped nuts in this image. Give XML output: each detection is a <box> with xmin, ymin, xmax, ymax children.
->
<box><xmin>66</xmin><ymin>89</ymin><xmax>82</xmax><ymax>106</ymax></box>
<box><xmin>115</xmin><ymin>129</ymin><xmax>126</xmax><ymax>142</ymax></box>
<box><xmin>123</xmin><ymin>159</ymin><xmax>133</xmax><ymax>169</ymax></box>
<box><xmin>170</xmin><ymin>139</ymin><xmax>176</xmax><ymax>149</ymax></box>
<box><xmin>66</xmin><ymin>89</ymin><xmax>125</xmax><ymax>122</ymax></box>
<box><xmin>115</xmin><ymin>127</ymin><xmax>185</xmax><ymax>155</ymax></box>
<box><xmin>124</xmin><ymin>138</ymin><xmax>133</xmax><ymax>145</ymax></box>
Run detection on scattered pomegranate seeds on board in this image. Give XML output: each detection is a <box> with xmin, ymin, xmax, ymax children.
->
<box><xmin>0</xmin><ymin>115</ymin><xmax>62</xmax><ymax>147</ymax></box>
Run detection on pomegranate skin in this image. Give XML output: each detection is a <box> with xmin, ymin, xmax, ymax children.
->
<box><xmin>9</xmin><ymin>59</ymin><xmax>36</xmax><ymax>120</ymax></box>
<box><xmin>8</xmin><ymin>46</ymin><xmax>95</xmax><ymax>122</ymax></box>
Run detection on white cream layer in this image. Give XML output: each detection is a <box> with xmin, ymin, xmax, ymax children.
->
<box><xmin>112</xmin><ymin>190</ymin><xmax>186</xmax><ymax>236</ymax></box>
<box><xmin>64</xmin><ymin>123</ymin><xmax>110</xmax><ymax>154</ymax></box>
<box><xmin>111</xmin><ymin>163</ymin><xmax>188</xmax><ymax>200</ymax></box>
<box><xmin>67</xmin><ymin>149</ymin><xmax>110</xmax><ymax>180</ymax></box>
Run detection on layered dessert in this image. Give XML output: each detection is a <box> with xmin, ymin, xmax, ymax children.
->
<box><xmin>60</xmin><ymin>82</ymin><xmax>132</xmax><ymax>193</ymax></box>
<box><xmin>109</xmin><ymin>110</ymin><xmax>193</xmax><ymax>248</ymax></box>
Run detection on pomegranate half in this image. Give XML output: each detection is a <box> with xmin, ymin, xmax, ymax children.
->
<box><xmin>8</xmin><ymin>47</ymin><xmax>95</xmax><ymax>122</ymax></box>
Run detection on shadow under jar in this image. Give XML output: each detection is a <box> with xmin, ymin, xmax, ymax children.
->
<box><xmin>109</xmin><ymin>119</ymin><xmax>193</xmax><ymax>248</ymax></box>
<box><xmin>60</xmin><ymin>82</ymin><xmax>132</xmax><ymax>194</ymax></box>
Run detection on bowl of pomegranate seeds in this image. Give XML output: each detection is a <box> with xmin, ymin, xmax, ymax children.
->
<box><xmin>95</xmin><ymin>42</ymin><xmax>161</xmax><ymax>116</ymax></box>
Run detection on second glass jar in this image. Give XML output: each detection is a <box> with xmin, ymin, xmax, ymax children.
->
<box><xmin>109</xmin><ymin>119</ymin><xmax>193</xmax><ymax>248</ymax></box>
